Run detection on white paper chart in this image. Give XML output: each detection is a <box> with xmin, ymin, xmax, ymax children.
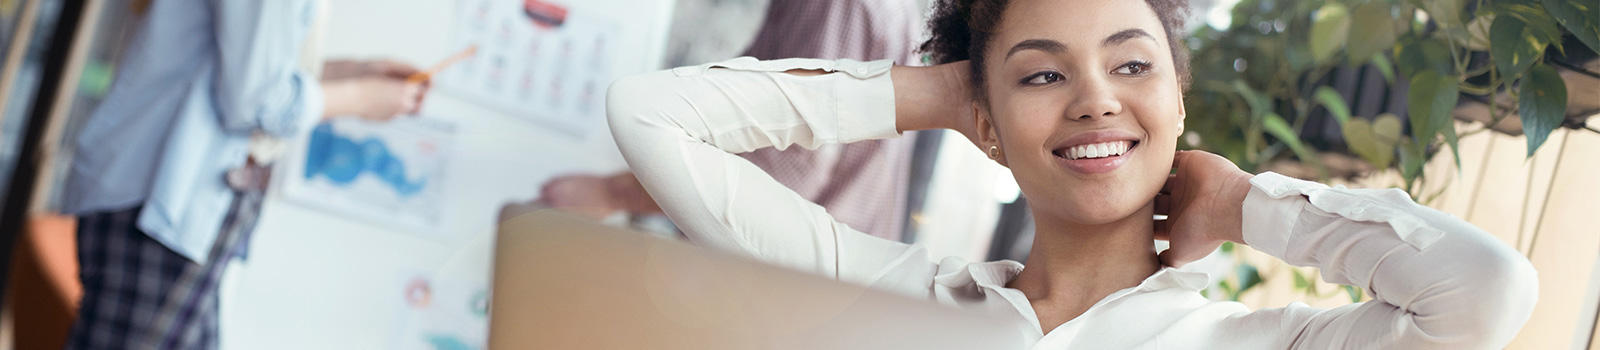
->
<box><xmin>278</xmin><ymin>117</ymin><xmax>458</xmax><ymax>235</ymax></box>
<box><xmin>438</xmin><ymin>0</ymin><xmax>621</xmax><ymax>137</ymax></box>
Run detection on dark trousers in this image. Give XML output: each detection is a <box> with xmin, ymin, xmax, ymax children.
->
<box><xmin>65</xmin><ymin>189</ymin><xmax>263</xmax><ymax>350</ymax></box>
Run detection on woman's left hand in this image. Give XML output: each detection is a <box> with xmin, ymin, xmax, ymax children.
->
<box><xmin>1154</xmin><ymin>150</ymin><xmax>1254</xmax><ymax>267</ymax></box>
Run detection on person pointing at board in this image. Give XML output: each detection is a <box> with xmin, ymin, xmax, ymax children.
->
<box><xmin>59</xmin><ymin>0</ymin><xmax>427</xmax><ymax>348</ymax></box>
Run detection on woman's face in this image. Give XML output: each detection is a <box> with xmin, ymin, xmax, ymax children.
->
<box><xmin>978</xmin><ymin>0</ymin><xmax>1184</xmax><ymax>226</ymax></box>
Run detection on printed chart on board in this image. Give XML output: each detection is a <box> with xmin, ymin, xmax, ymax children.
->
<box><xmin>436</xmin><ymin>0</ymin><xmax>622</xmax><ymax>137</ymax></box>
<box><xmin>278</xmin><ymin>118</ymin><xmax>458</xmax><ymax>235</ymax></box>
<box><xmin>389</xmin><ymin>272</ymin><xmax>490</xmax><ymax>350</ymax></box>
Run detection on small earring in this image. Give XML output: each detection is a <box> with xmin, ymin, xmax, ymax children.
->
<box><xmin>988</xmin><ymin>145</ymin><xmax>1001</xmax><ymax>159</ymax></box>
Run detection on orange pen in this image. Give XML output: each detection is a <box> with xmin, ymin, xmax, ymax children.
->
<box><xmin>406</xmin><ymin>45</ymin><xmax>479</xmax><ymax>83</ymax></box>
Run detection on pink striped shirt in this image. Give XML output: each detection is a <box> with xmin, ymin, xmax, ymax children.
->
<box><xmin>737</xmin><ymin>0</ymin><xmax>925</xmax><ymax>241</ymax></box>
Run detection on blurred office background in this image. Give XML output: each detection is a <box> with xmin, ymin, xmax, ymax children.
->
<box><xmin>0</xmin><ymin>0</ymin><xmax>1595</xmax><ymax>348</ymax></box>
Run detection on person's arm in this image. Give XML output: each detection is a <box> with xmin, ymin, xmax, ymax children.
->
<box><xmin>319</xmin><ymin>77</ymin><xmax>425</xmax><ymax>120</ymax></box>
<box><xmin>210</xmin><ymin>0</ymin><xmax>324</xmax><ymax>136</ymax></box>
<box><xmin>537</xmin><ymin>172</ymin><xmax>663</xmax><ymax>218</ymax></box>
<box><xmin>1159</xmin><ymin>151</ymin><xmax>1538</xmax><ymax>349</ymax></box>
<box><xmin>1247</xmin><ymin>174</ymin><xmax>1535</xmax><ymax>348</ymax></box>
<box><xmin>607</xmin><ymin>57</ymin><xmax>962</xmax><ymax>283</ymax></box>
<box><xmin>321</xmin><ymin>59</ymin><xmax>419</xmax><ymax>81</ymax></box>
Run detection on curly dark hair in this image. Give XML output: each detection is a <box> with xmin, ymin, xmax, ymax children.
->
<box><xmin>919</xmin><ymin>0</ymin><xmax>1193</xmax><ymax>103</ymax></box>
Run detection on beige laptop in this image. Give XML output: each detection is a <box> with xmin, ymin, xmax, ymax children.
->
<box><xmin>491</xmin><ymin>206</ymin><xmax>1028</xmax><ymax>349</ymax></box>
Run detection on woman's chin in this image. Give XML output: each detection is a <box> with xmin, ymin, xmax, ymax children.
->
<box><xmin>1023</xmin><ymin>178</ymin><xmax>1163</xmax><ymax>226</ymax></box>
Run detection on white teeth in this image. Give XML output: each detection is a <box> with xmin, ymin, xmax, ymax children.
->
<box><xmin>1060</xmin><ymin>141</ymin><xmax>1133</xmax><ymax>160</ymax></box>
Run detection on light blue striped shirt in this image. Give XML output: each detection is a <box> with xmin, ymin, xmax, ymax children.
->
<box><xmin>61</xmin><ymin>0</ymin><xmax>323</xmax><ymax>263</ymax></box>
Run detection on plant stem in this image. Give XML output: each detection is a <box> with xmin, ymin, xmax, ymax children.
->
<box><xmin>1462</xmin><ymin>63</ymin><xmax>1493</xmax><ymax>78</ymax></box>
<box><xmin>1548</xmin><ymin>59</ymin><xmax>1600</xmax><ymax>79</ymax></box>
<box><xmin>1459</xmin><ymin>85</ymin><xmax>1489</xmax><ymax>96</ymax></box>
<box><xmin>1446</xmin><ymin>29</ymin><xmax>1467</xmax><ymax>77</ymax></box>
<box><xmin>1486</xmin><ymin>68</ymin><xmax>1501</xmax><ymax>132</ymax></box>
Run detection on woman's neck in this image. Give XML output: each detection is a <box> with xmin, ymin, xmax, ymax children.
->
<box><xmin>1005</xmin><ymin>203</ymin><xmax>1162</xmax><ymax>331</ymax></box>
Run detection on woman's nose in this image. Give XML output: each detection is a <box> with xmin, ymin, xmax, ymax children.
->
<box><xmin>1065</xmin><ymin>77</ymin><xmax>1123</xmax><ymax>120</ymax></box>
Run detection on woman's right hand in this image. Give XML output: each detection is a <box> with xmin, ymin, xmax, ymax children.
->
<box><xmin>891</xmin><ymin>61</ymin><xmax>979</xmax><ymax>147</ymax></box>
<box><xmin>321</xmin><ymin>77</ymin><xmax>428</xmax><ymax>121</ymax></box>
<box><xmin>322</xmin><ymin>59</ymin><xmax>421</xmax><ymax>81</ymax></box>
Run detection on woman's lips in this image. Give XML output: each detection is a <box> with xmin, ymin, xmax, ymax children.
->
<box><xmin>1053</xmin><ymin>141</ymin><xmax>1137</xmax><ymax>174</ymax></box>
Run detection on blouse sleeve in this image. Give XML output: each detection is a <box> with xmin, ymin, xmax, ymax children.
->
<box><xmin>1229</xmin><ymin>172</ymin><xmax>1538</xmax><ymax>349</ymax></box>
<box><xmin>606</xmin><ymin>57</ymin><xmax>924</xmax><ymax>286</ymax></box>
<box><xmin>211</xmin><ymin>0</ymin><xmax>325</xmax><ymax>137</ymax></box>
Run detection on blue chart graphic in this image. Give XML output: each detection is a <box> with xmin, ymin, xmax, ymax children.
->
<box><xmin>304</xmin><ymin>123</ymin><xmax>427</xmax><ymax>197</ymax></box>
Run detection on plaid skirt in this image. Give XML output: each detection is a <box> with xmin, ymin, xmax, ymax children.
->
<box><xmin>65</xmin><ymin>189</ymin><xmax>263</xmax><ymax>350</ymax></box>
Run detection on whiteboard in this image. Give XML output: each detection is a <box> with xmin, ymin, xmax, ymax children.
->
<box><xmin>219</xmin><ymin>0</ymin><xmax>674</xmax><ymax>348</ymax></box>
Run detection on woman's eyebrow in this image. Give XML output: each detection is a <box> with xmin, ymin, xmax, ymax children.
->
<box><xmin>1004</xmin><ymin>29</ymin><xmax>1154</xmax><ymax>62</ymax></box>
<box><xmin>1005</xmin><ymin>39</ymin><xmax>1067</xmax><ymax>61</ymax></box>
<box><xmin>1103</xmin><ymin>28</ymin><xmax>1154</xmax><ymax>47</ymax></box>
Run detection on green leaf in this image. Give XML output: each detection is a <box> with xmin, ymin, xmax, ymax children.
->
<box><xmin>1395</xmin><ymin>39</ymin><xmax>1453</xmax><ymax>80</ymax></box>
<box><xmin>1374</xmin><ymin>114</ymin><xmax>1403</xmax><ymax>163</ymax></box>
<box><xmin>1489</xmin><ymin>11</ymin><xmax>1549</xmax><ymax>79</ymax></box>
<box><xmin>1348</xmin><ymin>3</ymin><xmax>1399</xmax><ymax>65</ymax></box>
<box><xmin>1236</xmin><ymin>264</ymin><xmax>1262</xmax><ymax>295</ymax></box>
<box><xmin>1286</xmin><ymin>36</ymin><xmax>1317</xmax><ymax>72</ymax></box>
<box><xmin>1519</xmin><ymin>63</ymin><xmax>1569</xmax><ymax>157</ymax></box>
<box><xmin>1342</xmin><ymin>119</ymin><xmax>1379</xmax><ymax>165</ymax></box>
<box><xmin>1343</xmin><ymin>114</ymin><xmax>1401</xmax><ymax>169</ymax></box>
<box><xmin>1398</xmin><ymin>136</ymin><xmax>1428</xmax><ymax>184</ymax></box>
<box><xmin>1220</xmin><ymin>241</ymin><xmax>1235</xmax><ymax>253</ymax></box>
<box><xmin>1421</xmin><ymin>0</ymin><xmax>1464</xmax><ymax>29</ymax></box>
<box><xmin>1461</xmin><ymin>14</ymin><xmax>1495</xmax><ymax>52</ymax></box>
<box><xmin>1233</xmin><ymin>80</ymin><xmax>1270</xmax><ymax>119</ymax></box>
<box><xmin>1545</xmin><ymin>0</ymin><xmax>1600</xmax><ymax>55</ymax></box>
<box><xmin>1291</xmin><ymin>269</ymin><xmax>1311</xmax><ymax>290</ymax></box>
<box><xmin>1492</xmin><ymin>3</ymin><xmax>1565</xmax><ymax>47</ymax></box>
<box><xmin>1264</xmin><ymin>113</ymin><xmax>1327</xmax><ymax>176</ymax></box>
<box><xmin>1406</xmin><ymin>70</ymin><xmax>1460</xmax><ymax>149</ymax></box>
<box><xmin>1310</xmin><ymin>3</ymin><xmax>1352</xmax><ymax>64</ymax></box>
<box><xmin>1441</xmin><ymin>112</ymin><xmax>1462</xmax><ymax>169</ymax></box>
<box><xmin>1313</xmin><ymin>87</ymin><xmax>1352</xmax><ymax>124</ymax></box>
<box><xmin>1371</xmin><ymin>54</ymin><xmax>1396</xmax><ymax>84</ymax></box>
<box><xmin>1344</xmin><ymin>285</ymin><xmax>1364</xmax><ymax>302</ymax></box>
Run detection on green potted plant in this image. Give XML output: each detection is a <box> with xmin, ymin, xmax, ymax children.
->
<box><xmin>1182</xmin><ymin>0</ymin><xmax>1597</xmax><ymax>301</ymax></box>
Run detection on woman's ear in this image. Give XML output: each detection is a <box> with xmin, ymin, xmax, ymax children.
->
<box><xmin>1175</xmin><ymin>92</ymin><xmax>1187</xmax><ymax>136</ymax></box>
<box><xmin>974</xmin><ymin>104</ymin><xmax>1009</xmax><ymax>168</ymax></box>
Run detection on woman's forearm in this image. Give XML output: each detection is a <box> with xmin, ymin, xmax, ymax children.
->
<box><xmin>607</xmin><ymin>57</ymin><xmax>914</xmax><ymax>278</ymax></box>
<box><xmin>1239</xmin><ymin>173</ymin><xmax>1537</xmax><ymax>348</ymax></box>
<box><xmin>891</xmin><ymin>62</ymin><xmax>977</xmax><ymax>143</ymax></box>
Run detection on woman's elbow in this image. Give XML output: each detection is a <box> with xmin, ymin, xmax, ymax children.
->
<box><xmin>1484</xmin><ymin>245</ymin><xmax>1538</xmax><ymax>327</ymax></box>
<box><xmin>606</xmin><ymin>72</ymin><xmax>673</xmax><ymax>136</ymax></box>
<box><xmin>1445</xmin><ymin>235</ymin><xmax>1539</xmax><ymax>346</ymax></box>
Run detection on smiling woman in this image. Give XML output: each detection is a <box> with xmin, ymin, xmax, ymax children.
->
<box><xmin>605</xmin><ymin>0</ymin><xmax>1539</xmax><ymax>348</ymax></box>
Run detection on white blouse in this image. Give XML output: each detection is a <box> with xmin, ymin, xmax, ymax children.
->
<box><xmin>606</xmin><ymin>57</ymin><xmax>1538</xmax><ymax>349</ymax></box>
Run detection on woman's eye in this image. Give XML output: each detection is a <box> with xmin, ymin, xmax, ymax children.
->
<box><xmin>1113</xmin><ymin>61</ymin><xmax>1152</xmax><ymax>75</ymax></box>
<box><xmin>1022</xmin><ymin>72</ymin><xmax>1063</xmax><ymax>85</ymax></box>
